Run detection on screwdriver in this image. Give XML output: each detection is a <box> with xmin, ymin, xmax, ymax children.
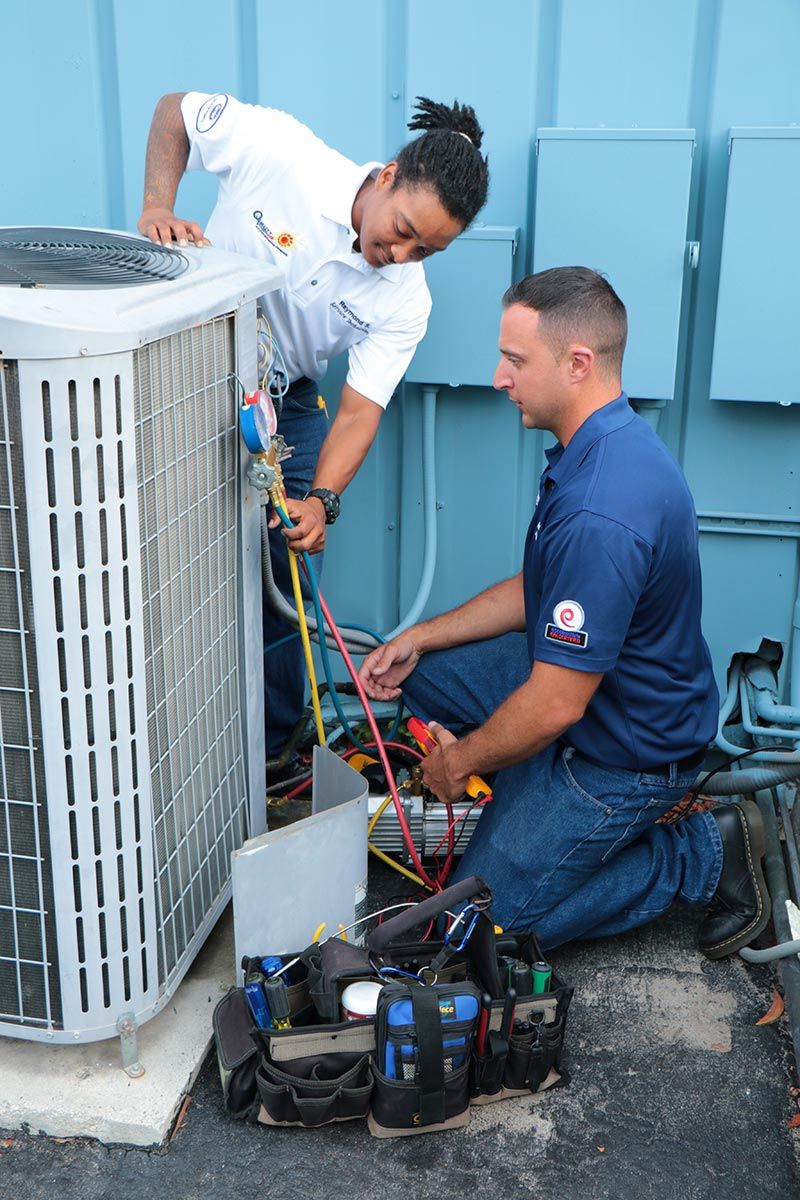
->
<box><xmin>406</xmin><ymin>717</ymin><xmax>492</xmax><ymax>800</ymax></box>
<box><xmin>263</xmin><ymin>975</ymin><xmax>292</xmax><ymax>1029</ymax></box>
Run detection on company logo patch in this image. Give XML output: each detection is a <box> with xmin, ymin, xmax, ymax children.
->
<box><xmin>545</xmin><ymin>623</ymin><xmax>589</xmax><ymax>649</ymax></box>
<box><xmin>546</xmin><ymin>599</ymin><xmax>588</xmax><ymax>648</ymax></box>
<box><xmin>252</xmin><ymin>211</ymin><xmax>288</xmax><ymax>256</ymax></box>
<box><xmin>553</xmin><ymin>600</ymin><xmax>585</xmax><ymax>631</ymax></box>
<box><xmin>196</xmin><ymin>94</ymin><xmax>228</xmax><ymax>133</ymax></box>
<box><xmin>438</xmin><ymin>999</ymin><xmax>455</xmax><ymax>1020</ymax></box>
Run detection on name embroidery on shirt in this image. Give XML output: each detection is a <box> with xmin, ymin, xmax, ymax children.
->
<box><xmin>331</xmin><ymin>299</ymin><xmax>371</xmax><ymax>333</ymax></box>
<box><xmin>253</xmin><ymin>211</ymin><xmax>289</xmax><ymax>256</ymax></box>
<box><xmin>545</xmin><ymin>624</ymin><xmax>589</xmax><ymax>649</ymax></box>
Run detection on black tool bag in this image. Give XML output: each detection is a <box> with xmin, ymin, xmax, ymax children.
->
<box><xmin>212</xmin><ymin>875</ymin><xmax>573</xmax><ymax>1135</ymax></box>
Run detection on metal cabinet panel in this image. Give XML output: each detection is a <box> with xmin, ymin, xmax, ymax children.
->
<box><xmin>710</xmin><ymin>128</ymin><xmax>800</xmax><ymax>405</ymax></box>
<box><xmin>533</xmin><ymin>129</ymin><xmax>695</xmax><ymax>401</ymax></box>
<box><xmin>406</xmin><ymin>226</ymin><xmax>518</xmax><ymax>387</ymax></box>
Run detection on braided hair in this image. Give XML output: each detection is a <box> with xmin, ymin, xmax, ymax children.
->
<box><xmin>394</xmin><ymin>97</ymin><xmax>489</xmax><ymax>227</ymax></box>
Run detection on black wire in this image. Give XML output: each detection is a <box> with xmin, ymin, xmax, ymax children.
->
<box><xmin>665</xmin><ymin>743</ymin><xmax>798</xmax><ymax>824</ymax></box>
<box><xmin>692</xmin><ymin>743</ymin><xmax>798</xmax><ymax>794</ymax></box>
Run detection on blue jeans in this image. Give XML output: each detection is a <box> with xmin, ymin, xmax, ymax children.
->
<box><xmin>263</xmin><ymin>379</ymin><xmax>328</xmax><ymax>758</ymax></box>
<box><xmin>402</xmin><ymin>633</ymin><xmax>724</xmax><ymax>948</ymax></box>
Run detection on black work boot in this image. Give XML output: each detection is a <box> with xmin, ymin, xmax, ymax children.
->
<box><xmin>697</xmin><ymin>801</ymin><xmax>771</xmax><ymax>959</ymax></box>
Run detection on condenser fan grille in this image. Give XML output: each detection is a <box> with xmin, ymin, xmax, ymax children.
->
<box><xmin>0</xmin><ymin>228</ymin><xmax>190</xmax><ymax>288</ymax></box>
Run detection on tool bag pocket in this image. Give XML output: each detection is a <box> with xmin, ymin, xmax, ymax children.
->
<box><xmin>502</xmin><ymin>1013</ymin><xmax>566</xmax><ymax>1092</ymax></box>
<box><xmin>255</xmin><ymin>1019</ymin><xmax>376</xmax><ymax>1128</ymax></box>
<box><xmin>256</xmin><ymin>1052</ymin><xmax>373</xmax><ymax>1128</ymax></box>
<box><xmin>368</xmin><ymin>980</ymin><xmax>480</xmax><ymax>1138</ymax></box>
<box><xmin>470</xmin><ymin>938</ymin><xmax>573</xmax><ymax>1104</ymax></box>
<box><xmin>213</xmin><ymin>987</ymin><xmax>260</xmax><ymax>1119</ymax></box>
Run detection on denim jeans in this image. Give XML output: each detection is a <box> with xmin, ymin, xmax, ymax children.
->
<box><xmin>402</xmin><ymin>632</ymin><xmax>724</xmax><ymax>948</ymax></box>
<box><xmin>263</xmin><ymin>379</ymin><xmax>328</xmax><ymax>758</ymax></box>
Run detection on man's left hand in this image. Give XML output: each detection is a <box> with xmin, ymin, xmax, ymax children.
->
<box><xmin>420</xmin><ymin>722</ymin><xmax>471</xmax><ymax>804</ymax></box>
<box><xmin>269</xmin><ymin>496</ymin><xmax>327</xmax><ymax>555</ymax></box>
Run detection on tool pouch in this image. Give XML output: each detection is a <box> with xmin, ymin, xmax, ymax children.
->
<box><xmin>368</xmin><ymin>980</ymin><xmax>480</xmax><ymax>1138</ymax></box>
<box><xmin>470</xmin><ymin>931</ymin><xmax>573</xmax><ymax>1105</ymax></box>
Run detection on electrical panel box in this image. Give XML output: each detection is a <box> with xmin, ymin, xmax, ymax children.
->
<box><xmin>710</xmin><ymin>128</ymin><xmax>800</xmax><ymax>405</ymax></box>
<box><xmin>532</xmin><ymin>129</ymin><xmax>695</xmax><ymax>401</ymax></box>
<box><xmin>405</xmin><ymin>225</ymin><xmax>519</xmax><ymax>387</ymax></box>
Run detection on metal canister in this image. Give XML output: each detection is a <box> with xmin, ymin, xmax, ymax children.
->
<box><xmin>531</xmin><ymin>961</ymin><xmax>553</xmax><ymax>994</ymax></box>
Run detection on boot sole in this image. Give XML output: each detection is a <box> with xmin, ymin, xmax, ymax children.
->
<box><xmin>703</xmin><ymin>800</ymin><xmax>772</xmax><ymax>960</ymax></box>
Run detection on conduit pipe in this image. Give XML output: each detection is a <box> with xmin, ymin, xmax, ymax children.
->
<box><xmin>742</xmin><ymin>655</ymin><xmax>800</xmax><ymax>728</ymax></box>
<box><xmin>385</xmin><ymin>385</ymin><xmax>439</xmax><ymax>639</ymax></box>
<box><xmin>260</xmin><ymin>385</ymin><xmax>440</xmax><ymax>651</ymax></box>
<box><xmin>698</xmin><ymin>761</ymin><xmax>800</xmax><ymax>794</ymax></box>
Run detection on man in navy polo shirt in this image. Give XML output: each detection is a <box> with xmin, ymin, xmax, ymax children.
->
<box><xmin>359</xmin><ymin>267</ymin><xmax>771</xmax><ymax>958</ymax></box>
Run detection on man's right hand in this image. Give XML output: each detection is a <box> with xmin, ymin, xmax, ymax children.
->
<box><xmin>359</xmin><ymin>634</ymin><xmax>423</xmax><ymax>701</ymax></box>
<box><xmin>138</xmin><ymin>208</ymin><xmax>210</xmax><ymax>248</ymax></box>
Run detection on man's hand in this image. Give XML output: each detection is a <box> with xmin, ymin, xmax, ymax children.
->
<box><xmin>269</xmin><ymin>496</ymin><xmax>327</xmax><ymax>555</ymax></box>
<box><xmin>420</xmin><ymin>722</ymin><xmax>470</xmax><ymax>804</ymax></box>
<box><xmin>359</xmin><ymin>633</ymin><xmax>423</xmax><ymax>701</ymax></box>
<box><xmin>138</xmin><ymin>207</ymin><xmax>210</xmax><ymax>248</ymax></box>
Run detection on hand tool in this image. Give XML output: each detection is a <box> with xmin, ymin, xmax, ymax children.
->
<box><xmin>406</xmin><ymin>716</ymin><xmax>492</xmax><ymax>800</ymax></box>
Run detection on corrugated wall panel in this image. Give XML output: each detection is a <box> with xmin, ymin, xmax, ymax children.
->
<box><xmin>3</xmin><ymin>0</ymin><xmax>800</xmax><ymax>691</ymax></box>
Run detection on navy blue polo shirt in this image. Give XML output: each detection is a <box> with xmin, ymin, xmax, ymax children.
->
<box><xmin>524</xmin><ymin>393</ymin><xmax>718</xmax><ymax>770</ymax></box>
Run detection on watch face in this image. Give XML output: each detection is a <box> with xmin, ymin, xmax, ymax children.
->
<box><xmin>308</xmin><ymin>489</ymin><xmax>340</xmax><ymax>523</ymax></box>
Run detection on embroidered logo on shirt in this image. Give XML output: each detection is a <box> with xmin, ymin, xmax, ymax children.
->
<box><xmin>253</xmin><ymin>211</ymin><xmax>289</xmax><ymax>256</ymax></box>
<box><xmin>330</xmin><ymin>299</ymin><xmax>371</xmax><ymax>333</ymax></box>
<box><xmin>196</xmin><ymin>94</ymin><xmax>228</xmax><ymax>133</ymax></box>
<box><xmin>275</xmin><ymin>231</ymin><xmax>300</xmax><ymax>251</ymax></box>
<box><xmin>545</xmin><ymin>599</ymin><xmax>589</xmax><ymax>649</ymax></box>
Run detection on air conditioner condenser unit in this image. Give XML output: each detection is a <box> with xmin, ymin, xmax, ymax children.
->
<box><xmin>0</xmin><ymin>228</ymin><xmax>281</xmax><ymax>1044</ymax></box>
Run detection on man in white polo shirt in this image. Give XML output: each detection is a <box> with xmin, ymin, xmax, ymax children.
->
<box><xmin>138</xmin><ymin>91</ymin><xmax>489</xmax><ymax>765</ymax></box>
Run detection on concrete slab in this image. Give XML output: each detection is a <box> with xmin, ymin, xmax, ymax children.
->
<box><xmin>0</xmin><ymin>906</ymin><xmax>234</xmax><ymax>1147</ymax></box>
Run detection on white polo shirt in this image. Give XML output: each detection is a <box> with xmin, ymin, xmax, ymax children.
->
<box><xmin>181</xmin><ymin>92</ymin><xmax>432</xmax><ymax>408</ymax></box>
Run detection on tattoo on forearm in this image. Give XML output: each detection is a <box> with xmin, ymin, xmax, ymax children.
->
<box><xmin>143</xmin><ymin>96</ymin><xmax>189</xmax><ymax>211</ymax></box>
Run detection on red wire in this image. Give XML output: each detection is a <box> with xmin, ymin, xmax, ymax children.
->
<box><xmin>310</xmin><ymin>580</ymin><xmax>440</xmax><ymax>891</ymax></box>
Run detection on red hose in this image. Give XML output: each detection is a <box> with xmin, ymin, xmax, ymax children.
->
<box><xmin>312</xmin><ymin>585</ymin><xmax>440</xmax><ymax>891</ymax></box>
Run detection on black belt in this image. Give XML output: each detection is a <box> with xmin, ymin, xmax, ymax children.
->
<box><xmin>567</xmin><ymin>744</ymin><xmax>706</xmax><ymax>777</ymax></box>
<box><xmin>286</xmin><ymin>375</ymin><xmax>314</xmax><ymax>396</ymax></box>
<box><xmin>641</xmin><ymin>747</ymin><xmax>706</xmax><ymax>776</ymax></box>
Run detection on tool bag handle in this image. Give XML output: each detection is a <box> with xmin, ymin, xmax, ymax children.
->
<box><xmin>366</xmin><ymin>876</ymin><xmax>491</xmax><ymax>955</ymax></box>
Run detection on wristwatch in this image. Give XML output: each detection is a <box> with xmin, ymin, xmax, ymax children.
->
<box><xmin>304</xmin><ymin>487</ymin><xmax>341</xmax><ymax>525</ymax></box>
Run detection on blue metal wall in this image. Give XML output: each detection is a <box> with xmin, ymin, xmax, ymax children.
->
<box><xmin>4</xmin><ymin>0</ymin><xmax>800</xmax><ymax>690</ymax></box>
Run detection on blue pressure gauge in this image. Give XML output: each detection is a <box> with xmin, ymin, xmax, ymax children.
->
<box><xmin>239</xmin><ymin>390</ymin><xmax>278</xmax><ymax>452</ymax></box>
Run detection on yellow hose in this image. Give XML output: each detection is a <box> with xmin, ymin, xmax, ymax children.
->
<box><xmin>287</xmin><ymin>545</ymin><xmax>326</xmax><ymax>746</ymax></box>
<box><xmin>271</xmin><ymin>484</ymin><xmax>325</xmax><ymax>747</ymax></box>
<box><xmin>367</xmin><ymin>793</ymin><xmax>430</xmax><ymax>890</ymax></box>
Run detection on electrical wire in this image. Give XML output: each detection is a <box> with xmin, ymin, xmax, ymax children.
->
<box><xmin>664</xmin><ymin>742</ymin><xmax>799</xmax><ymax>823</ymax></box>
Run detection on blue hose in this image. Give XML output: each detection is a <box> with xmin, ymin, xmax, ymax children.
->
<box><xmin>275</xmin><ymin>506</ymin><xmax>381</xmax><ymax>753</ymax></box>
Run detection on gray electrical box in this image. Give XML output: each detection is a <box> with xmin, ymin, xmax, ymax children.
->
<box><xmin>406</xmin><ymin>225</ymin><xmax>518</xmax><ymax>387</ymax></box>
